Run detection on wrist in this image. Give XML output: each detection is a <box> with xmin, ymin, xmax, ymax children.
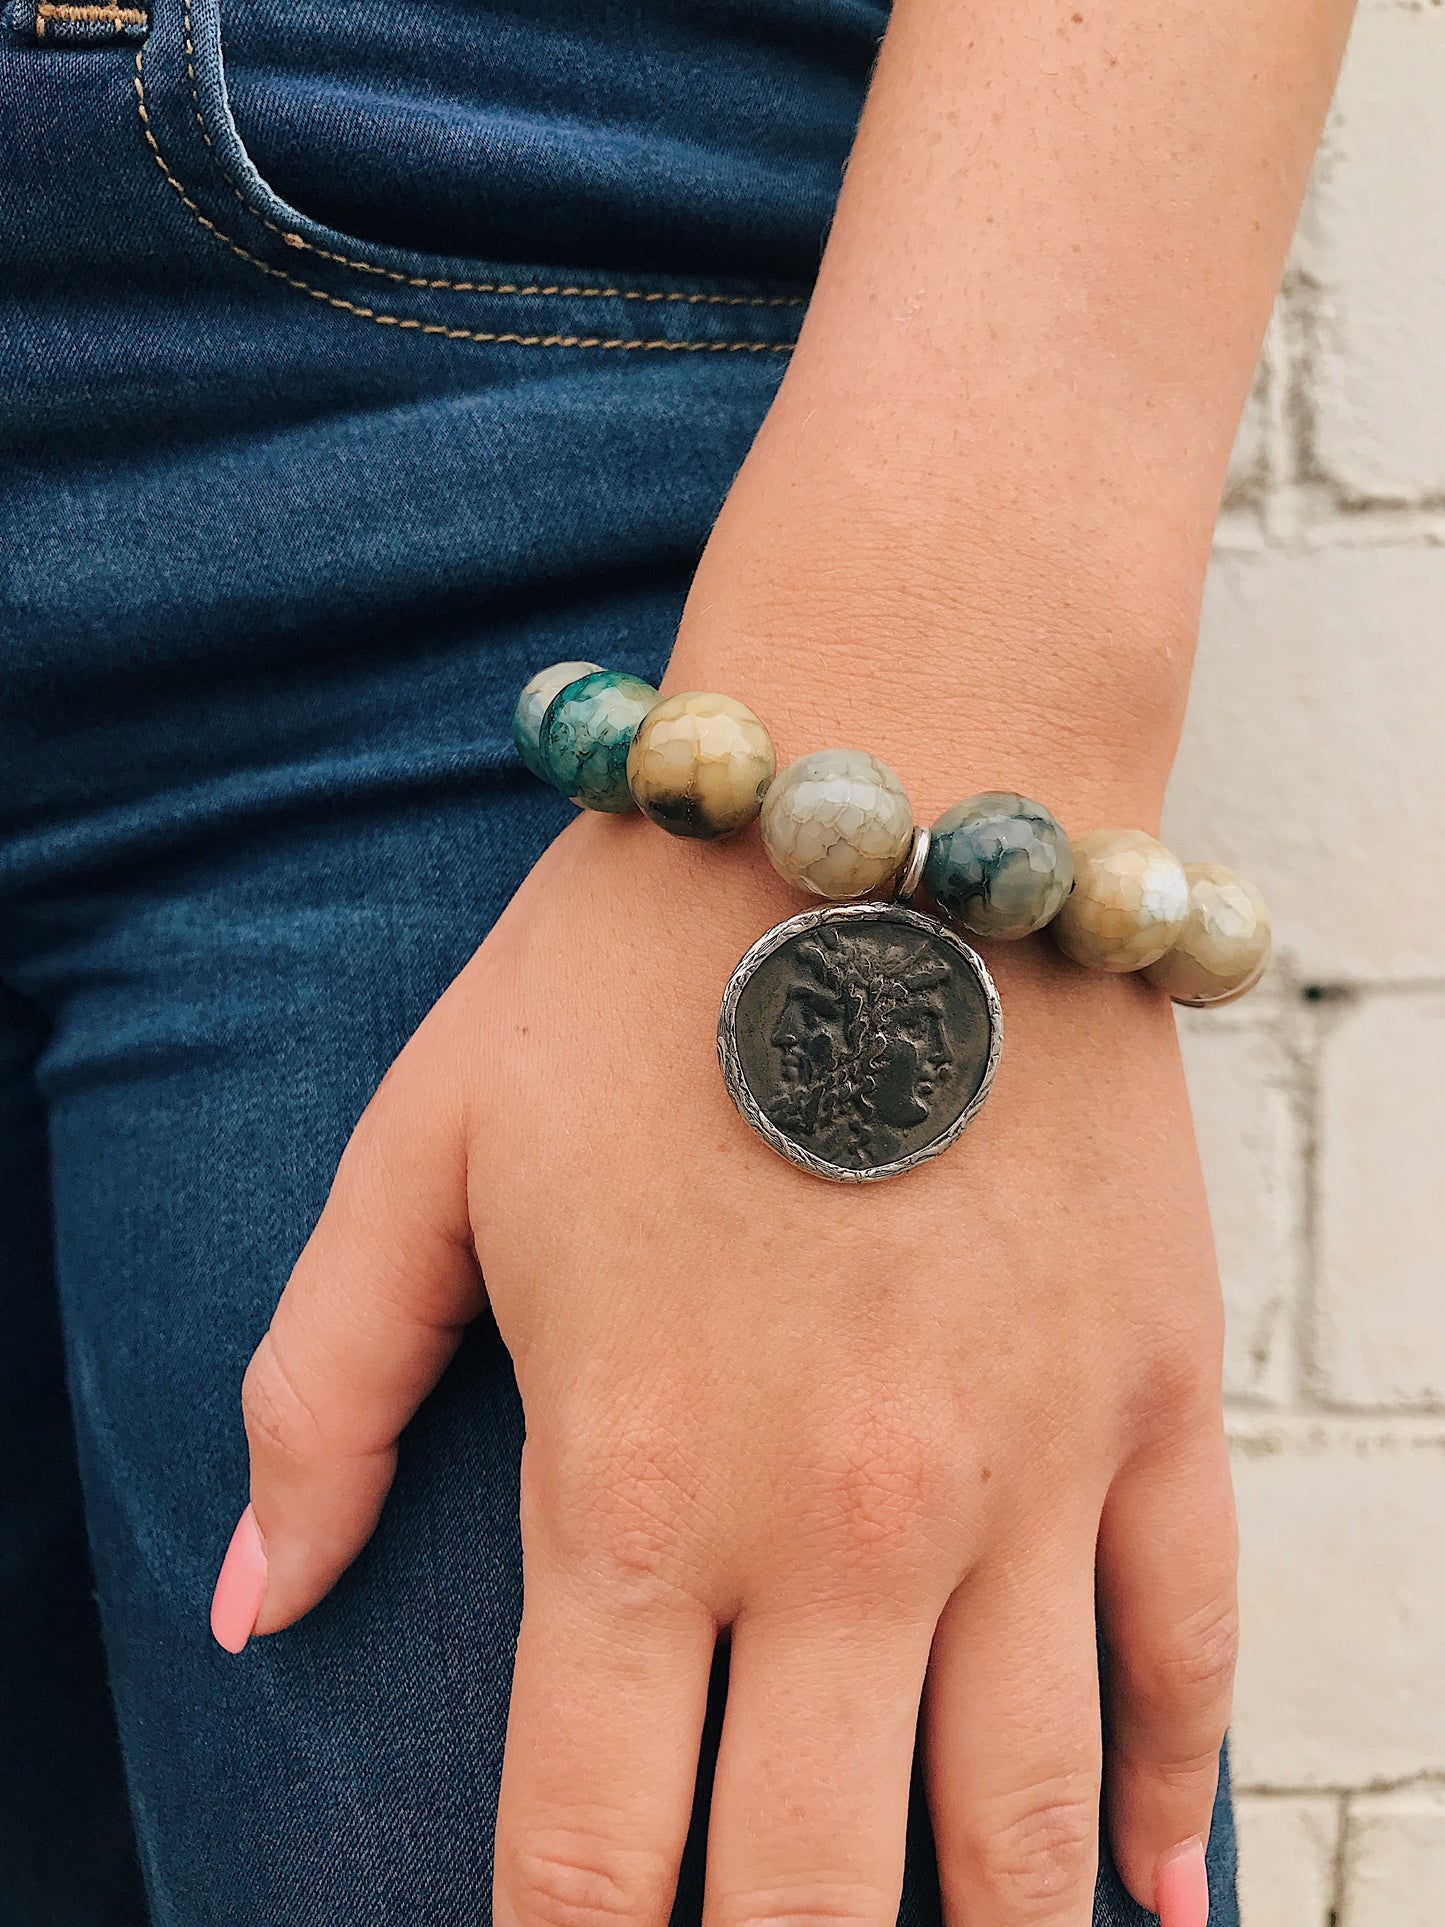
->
<box><xmin>520</xmin><ymin>658</ymin><xmax>1262</xmax><ymax>1187</ymax></box>
<box><xmin>666</xmin><ymin>435</ymin><xmax>1200</xmax><ymax>833</ymax></box>
<box><xmin>555</xmin><ymin>806</ymin><xmax>1179</xmax><ymax>1155</ymax></box>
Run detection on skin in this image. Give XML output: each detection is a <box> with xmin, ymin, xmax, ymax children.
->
<box><xmin>232</xmin><ymin>1</ymin><xmax>1357</xmax><ymax>1921</ymax></box>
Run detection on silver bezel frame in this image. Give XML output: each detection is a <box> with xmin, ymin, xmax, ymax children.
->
<box><xmin>716</xmin><ymin>900</ymin><xmax>1004</xmax><ymax>1184</ymax></box>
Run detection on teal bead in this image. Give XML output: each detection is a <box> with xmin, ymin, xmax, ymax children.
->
<box><xmin>537</xmin><ymin>670</ymin><xmax>660</xmax><ymax>812</ymax></box>
<box><xmin>924</xmin><ymin>792</ymin><xmax>1074</xmax><ymax>940</ymax></box>
<box><xmin>513</xmin><ymin>660</ymin><xmax>602</xmax><ymax>780</ymax></box>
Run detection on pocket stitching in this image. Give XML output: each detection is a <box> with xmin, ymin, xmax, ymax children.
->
<box><xmin>182</xmin><ymin>0</ymin><xmax>807</xmax><ymax>312</ymax></box>
<box><xmin>135</xmin><ymin>46</ymin><xmax>798</xmax><ymax>354</ymax></box>
<box><xmin>37</xmin><ymin>0</ymin><xmax>147</xmax><ymax>31</ymax></box>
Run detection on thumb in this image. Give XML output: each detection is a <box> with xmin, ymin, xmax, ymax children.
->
<box><xmin>212</xmin><ymin>1014</ymin><xmax>485</xmax><ymax>1651</ymax></box>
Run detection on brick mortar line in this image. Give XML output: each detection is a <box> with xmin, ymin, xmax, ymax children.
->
<box><xmin>1227</xmin><ymin>1414</ymin><xmax>1445</xmax><ymax>1448</ymax></box>
<box><xmin>1330</xmin><ymin>1795</ymin><xmax>1352</xmax><ymax>1927</ymax></box>
<box><xmin>1237</xmin><ymin>1773</ymin><xmax>1445</xmax><ymax>1799</ymax></box>
<box><xmin>1283</xmin><ymin>268</ymin><xmax>1328</xmax><ymax>504</ymax></box>
<box><xmin>1259</xmin><ymin>293</ymin><xmax>1295</xmax><ymax>533</ymax></box>
<box><xmin>1299</xmin><ymin>990</ymin><xmax>1346</xmax><ymax>1407</ymax></box>
<box><xmin>1311</xmin><ymin>487</ymin><xmax>1445</xmax><ymax>517</ymax></box>
<box><xmin>1226</xmin><ymin>1391</ymin><xmax>1445</xmax><ymax>1417</ymax></box>
<box><xmin>1291</xmin><ymin>976</ymin><xmax>1445</xmax><ymax>998</ymax></box>
<box><xmin>1220</xmin><ymin>957</ymin><xmax>1337</xmax><ymax>1411</ymax></box>
<box><xmin>1215</xmin><ymin>499</ymin><xmax>1445</xmax><ymax>544</ymax></box>
<box><xmin>1285</xmin><ymin>981</ymin><xmax>1327</xmax><ymax>1407</ymax></box>
<box><xmin>1270</xmin><ymin>1394</ymin><xmax>1445</xmax><ymax>1419</ymax></box>
<box><xmin>1229</xmin><ymin>1406</ymin><xmax>1445</xmax><ymax>1422</ymax></box>
<box><xmin>1221</xmin><ymin>327</ymin><xmax>1275</xmax><ymax>515</ymax></box>
<box><xmin>1229</xmin><ymin>1405</ymin><xmax>1445</xmax><ymax>1430</ymax></box>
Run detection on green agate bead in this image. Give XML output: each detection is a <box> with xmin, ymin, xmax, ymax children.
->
<box><xmin>760</xmin><ymin>749</ymin><xmax>914</xmax><ymax>899</ymax></box>
<box><xmin>537</xmin><ymin>669</ymin><xmax>660</xmax><ymax>812</ymax></box>
<box><xmin>924</xmin><ymin>792</ymin><xmax>1073</xmax><ymax>940</ymax></box>
<box><xmin>1052</xmin><ymin>828</ymin><xmax>1190</xmax><ymax>972</ymax></box>
<box><xmin>625</xmin><ymin>691</ymin><xmax>775</xmax><ymax>839</ymax></box>
<box><xmin>512</xmin><ymin>660</ymin><xmax>602</xmax><ymax>780</ymax></box>
<box><xmin>1142</xmin><ymin>863</ymin><xmax>1272</xmax><ymax>1006</ymax></box>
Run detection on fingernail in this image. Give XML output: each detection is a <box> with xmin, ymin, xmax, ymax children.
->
<box><xmin>1155</xmin><ymin>1838</ymin><xmax>1208</xmax><ymax>1927</ymax></box>
<box><xmin>210</xmin><ymin>1504</ymin><xmax>267</xmax><ymax>1654</ymax></box>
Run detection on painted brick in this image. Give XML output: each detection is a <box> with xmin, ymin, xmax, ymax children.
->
<box><xmin>1169</xmin><ymin>0</ymin><xmax>1445</xmax><ymax>1850</ymax></box>
<box><xmin>1166</xmin><ymin>547</ymin><xmax>1445</xmax><ymax>983</ymax></box>
<box><xmin>1344</xmin><ymin>1791</ymin><xmax>1445</xmax><ymax>1927</ymax></box>
<box><xmin>1178</xmin><ymin>1010</ymin><xmax>1303</xmax><ymax>1405</ymax></box>
<box><xmin>1316</xmin><ymin>992</ymin><xmax>1445</xmax><ymax>1410</ymax></box>
<box><xmin>1227</xmin><ymin>1419</ymin><xmax>1445</xmax><ymax>1788</ymax></box>
<box><xmin>1235</xmin><ymin>1795</ymin><xmax>1340</xmax><ymax>1927</ymax></box>
<box><xmin>1296</xmin><ymin>2</ymin><xmax>1445</xmax><ymax>501</ymax></box>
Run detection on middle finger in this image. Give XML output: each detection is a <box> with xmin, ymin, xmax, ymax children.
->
<box><xmin>702</xmin><ymin>1595</ymin><xmax>940</xmax><ymax>1927</ymax></box>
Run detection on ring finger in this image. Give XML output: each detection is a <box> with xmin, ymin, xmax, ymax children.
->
<box><xmin>925</xmin><ymin>1527</ymin><xmax>1104</xmax><ymax>1927</ymax></box>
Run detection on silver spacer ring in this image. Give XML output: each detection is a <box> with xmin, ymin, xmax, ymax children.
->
<box><xmin>892</xmin><ymin>823</ymin><xmax>931</xmax><ymax>902</ymax></box>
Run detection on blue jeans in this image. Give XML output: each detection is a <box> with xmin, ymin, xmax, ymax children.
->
<box><xmin>0</xmin><ymin>1</ymin><xmax>1237</xmax><ymax>1920</ymax></box>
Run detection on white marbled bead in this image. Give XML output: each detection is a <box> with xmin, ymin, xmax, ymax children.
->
<box><xmin>1142</xmin><ymin>862</ymin><xmax>1272</xmax><ymax>1006</ymax></box>
<box><xmin>760</xmin><ymin>749</ymin><xmax>914</xmax><ymax>899</ymax></box>
<box><xmin>1051</xmin><ymin>828</ymin><xmax>1190</xmax><ymax>972</ymax></box>
<box><xmin>626</xmin><ymin>691</ymin><xmax>775</xmax><ymax>839</ymax></box>
<box><xmin>512</xmin><ymin>660</ymin><xmax>602</xmax><ymax>780</ymax></box>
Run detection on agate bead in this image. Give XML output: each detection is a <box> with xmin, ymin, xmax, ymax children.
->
<box><xmin>626</xmin><ymin>691</ymin><xmax>775</xmax><ymax>839</ymax></box>
<box><xmin>1052</xmin><ymin>828</ymin><xmax>1189</xmax><ymax>972</ymax></box>
<box><xmin>1142</xmin><ymin>863</ymin><xmax>1272</xmax><ymax>1006</ymax></box>
<box><xmin>512</xmin><ymin>659</ymin><xmax>602</xmax><ymax>781</ymax></box>
<box><xmin>924</xmin><ymin>792</ymin><xmax>1074</xmax><ymax>940</ymax></box>
<box><xmin>760</xmin><ymin>749</ymin><xmax>914</xmax><ymax>899</ymax></box>
<box><xmin>537</xmin><ymin>669</ymin><xmax>660</xmax><ymax>812</ymax></box>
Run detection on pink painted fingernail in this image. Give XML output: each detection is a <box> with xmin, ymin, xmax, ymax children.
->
<box><xmin>1155</xmin><ymin>1838</ymin><xmax>1209</xmax><ymax>1927</ymax></box>
<box><xmin>210</xmin><ymin>1504</ymin><xmax>267</xmax><ymax>1653</ymax></box>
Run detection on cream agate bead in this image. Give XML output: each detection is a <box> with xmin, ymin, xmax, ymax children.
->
<box><xmin>760</xmin><ymin>749</ymin><xmax>914</xmax><ymax>899</ymax></box>
<box><xmin>1142</xmin><ymin>863</ymin><xmax>1272</xmax><ymax>1005</ymax></box>
<box><xmin>512</xmin><ymin>659</ymin><xmax>602</xmax><ymax>780</ymax></box>
<box><xmin>1051</xmin><ymin>828</ymin><xmax>1189</xmax><ymax>972</ymax></box>
<box><xmin>626</xmin><ymin>691</ymin><xmax>775</xmax><ymax>839</ymax></box>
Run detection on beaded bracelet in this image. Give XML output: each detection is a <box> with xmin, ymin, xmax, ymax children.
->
<box><xmin>514</xmin><ymin>664</ymin><xmax>1271</xmax><ymax>1184</ymax></box>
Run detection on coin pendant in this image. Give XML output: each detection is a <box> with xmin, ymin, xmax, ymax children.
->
<box><xmin>717</xmin><ymin>901</ymin><xmax>1003</xmax><ymax>1182</ymax></box>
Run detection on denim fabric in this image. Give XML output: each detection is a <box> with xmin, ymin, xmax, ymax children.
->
<box><xmin>0</xmin><ymin>2</ymin><xmax>1237</xmax><ymax>1922</ymax></box>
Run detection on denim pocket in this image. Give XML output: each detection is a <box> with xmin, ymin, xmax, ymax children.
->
<box><xmin>133</xmin><ymin>0</ymin><xmax>824</xmax><ymax>355</ymax></box>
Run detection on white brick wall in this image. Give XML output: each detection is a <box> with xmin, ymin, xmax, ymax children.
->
<box><xmin>1317</xmin><ymin>994</ymin><xmax>1445</xmax><ymax>1409</ymax></box>
<box><xmin>1346</xmin><ymin>1794</ymin><xmax>1445</xmax><ymax>1927</ymax></box>
<box><xmin>1232</xmin><ymin>1798</ymin><xmax>1340</xmax><ymax>1927</ymax></box>
<box><xmin>1167</xmin><ymin>3</ymin><xmax>1445</xmax><ymax>1912</ymax></box>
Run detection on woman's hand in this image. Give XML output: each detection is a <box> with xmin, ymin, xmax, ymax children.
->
<box><xmin>227</xmin><ymin>790</ymin><xmax>1236</xmax><ymax>1927</ymax></box>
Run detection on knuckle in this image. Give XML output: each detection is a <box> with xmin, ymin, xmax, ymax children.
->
<box><xmin>959</xmin><ymin>1775</ymin><xmax>1098</xmax><ymax>1916</ymax></box>
<box><xmin>240</xmin><ymin>1339</ymin><xmax>325</xmax><ymax>1470</ymax></box>
<box><xmin>1131</xmin><ymin>1349</ymin><xmax>1216</xmax><ymax>1436</ymax></box>
<box><xmin>801</xmin><ymin>1397</ymin><xmax>958</xmax><ymax>1568</ymax></box>
<box><xmin>522</xmin><ymin>1415</ymin><xmax>700</xmax><ymax>1600</ymax></box>
<box><xmin>324</xmin><ymin>1122</ymin><xmax>404</xmax><ymax>1253</ymax></box>
<box><xmin>1129</xmin><ymin>1594</ymin><xmax>1240</xmax><ymax>1723</ymax></box>
<box><xmin>500</xmin><ymin>1830</ymin><xmax>669</xmax><ymax>1927</ymax></box>
<box><xmin>712</xmin><ymin>1877</ymin><xmax>896</xmax><ymax>1927</ymax></box>
<box><xmin>1134</xmin><ymin>1744</ymin><xmax>1226</xmax><ymax>1800</ymax></box>
<box><xmin>1134</xmin><ymin>1321</ymin><xmax>1229</xmax><ymax>1435</ymax></box>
